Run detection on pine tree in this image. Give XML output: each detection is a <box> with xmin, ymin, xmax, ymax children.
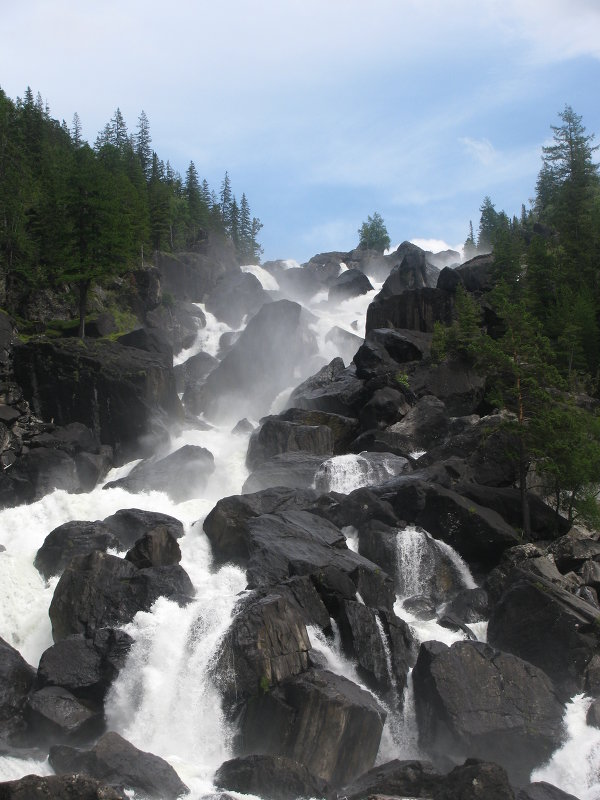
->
<box><xmin>463</xmin><ymin>220</ymin><xmax>477</xmax><ymax>260</ymax></box>
<box><xmin>109</xmin><ymin>108</ymin><xmax>128</xmax><ymax>151</ymax></box>
<box><xmin>357</xmin><ymin>212</ymin><xmax>391</xmax><ymax>252</ymax></box>
<box><xmin>134</xmin><ymin>110</ymin><xmax>152</xmax><ymax>180</ymax></box>
<box><xmin>71</xmin><ymin>113</ymin><xmax>83</xmax><ymax>147</ymax></box>
<box><xmin>477</xmin><ymin>196</ymin><xmax>498</xmax><ymax>251</ymax></box>
<box><xmin>220</xmin><ymin>171</ymin><xmax>233</xmax><ymax>233</ymax></box>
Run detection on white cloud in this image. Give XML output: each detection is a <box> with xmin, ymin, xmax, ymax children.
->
<box><xmin>459</xmin><ymin>137</ymin><xmax>498</xmax><ymax>167</ymax></box>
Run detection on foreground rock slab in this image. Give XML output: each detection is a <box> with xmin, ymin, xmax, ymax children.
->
<box><xmin>0</xmin><ymin>773</ymin><xmax>125</xmax><ymax>799</ymax></box>
<box><xmin>49</xmin><ymin>730</ymin><xmax>189</xmax><ymax>799</ymax></box>
<box><xmin>215</xmin><ymin>754</ymin><xmax>327</xmax><ymax>800</ymax></box>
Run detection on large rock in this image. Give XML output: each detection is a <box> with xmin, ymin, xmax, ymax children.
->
<box><xmin>435</xmin><ymin>759</ymin><xmax>516</xmax><ymax>800</ymax></box>
<box><xmin>406</xmin><ymin>356</ymin><xmax>487</xmax><ymax>416</ymax></box>
<box><xmin>354</xmin><ymin>328</ymin><xmax>431</xmax><ymax>381</ymax></box>
<box><xmin>205</xmin><ymin>270</ymin><xmax>269</xmax><ymax>327</ymax></box>
<box><xmin>24</xmin><ymin>685</ymin><xmax>103</xmax><ymax>744</ymax></box>
<box><xmin>101</xmin><ymin>508</ymin><xmax>184</xmax><ymax>550</ymax></box>
<box><xmin>37</xmin><ymin>629</ymin><xmax>133</xmax><ymax>704</ymax></box>
<box><xmin>176</xmin><ymin>350</ymin><xmax>218</xmax><ymax>394</ymax></box>
<box><xmin>116</xmin><ymin>327</ymin><xmax>173</xmax><ymax>363</ymax></box>
<box><xmin>103</xmin><ymin>444</ymin><xmax>215</xmax><ymax>501</ymax></box>
<box><xmin>215</xmin><ymin>594</ymin><xmax>310</xmax><ymax>707</ymax></box>
<box><xmin>279</xmin><ymin>407</ymin><xmax>360</xmax><ymax>454</ymax></box>
<box><xmin>242</xmin><ymin>452</ymin><xmax>330</xmax><ymax>494</ymax></box>
<box><xmin>333</xmin><ymin>758</ymin><xmax>440</xmax><ymax>800</ymax></box>
<box><xmin>155</xmin><ymin>236</ymin><xmax>239</xmax><ymax>301</ymax></box>
<box><xmin>35</xmin><ymin>520</ymin><xmax>120</xmax><ymax>579</ymax></box>
<box><xmin>196</xmin><ymin>300</ymin><xmax>319</xmax><ymax>421</ymax></box>
<box><xmin>215</xmin><ymin>754</ymin><xmax>326</xmax><ymax>800</ymax></box>
<box><xmin>49</xmin><ymin>731</ymin><xmax>189</xmax><ymax>799</ymax></box>
<box><xmin>387</xmin><ymin>395</ymin><xmax>450</xmax><ymax>453</ymax></box>
<box><xmin>49</xmin><ymin>551</ymin><xmax>194</xmax><ymax>641</ymax></box>
<box><xmin>412</xmin><ymin>640</ymin><xmax>565</xmax><ymax>785</ymax></box>
<box><xmin>0</xmin><ymin>774</ymin><xmax>125</xmax><ymax>799</ymax></box>
<box><xmin>0</xmin><ymin>447</ymin><xmax>80</xmax><ymax>509</ymax></box>
<box><xmin>125</xmin><ymin>529</ymin><xmax>181</xmax><ymax>569</ymax></box>
<box><xmin>487</xmin><ymin>568</ymin><xmax>600</xmax><ymax>697</ymax></box>
<box><xmin>239</xmin><ymin>668</ymin><xmax>386</xmax><ymax>786</ymax></box>
<box><xmin>13</xmin><ymin>338</ymin><xmax>183</xmax><ymax>462</ymax></box>
<box><xmin>376</xmin><ymin>244</ymin><xmax>440</xmax><ymax>298</ymax></box>
<box><xmin>455</xmin><ymin>253</ymin><xmax>496</xmax><ymax>293</ymax></box>
<box><xmin>328</xmin><ymin>269</ymin><xmax>374</xmax><ymax>303</ymax></box>
<box><xmin>366</xmin><ymin>287</ymin><xmax>453</xmax><ymax>334</ymax></box>
<box><xmin>246</xmin><ymin>417</ymin><xmax>334</xmax><ymax>470</ymax></box>
<box><xmin>288</xmin><ymin>359</ymin><xmax>369</xmax><ymax>418</ymax></box>
<box><xmin>0</xmin><ymin>637</ymin><xmax>36</xmax><ymax>746</ymax></box>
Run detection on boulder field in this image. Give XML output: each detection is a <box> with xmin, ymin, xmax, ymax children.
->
<box><xmin>0</xmin><ymin>243</ymin><xmax>596</xmax><ymax>799</ymax></box>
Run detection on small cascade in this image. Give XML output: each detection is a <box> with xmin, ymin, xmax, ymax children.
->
<box><xmin>240</xmin><ymin>263</ymin><xmax>280</xmax><ymax>291</ymax></box>
<box><xmin>314</xmin><ymin>452</ymin><xmax>400</xmax><ymax>494</ymax></box>
<box><xmin>531</xmin><ymin>695</ymin><xmax>600</xmax><ymax>800</ymax></box>
<box><xmin>395</xmin><ymin>526</ymin><xmax>429</xmax><ymax>599</ymax></box>
<box><xmin>173</xmin><ymin>303</ymin><xmax>235</xmax><ymax>364</ymax></box>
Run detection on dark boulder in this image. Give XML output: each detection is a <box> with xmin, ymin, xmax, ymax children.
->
<box><xmin>246</xmin><ymin>417</ymin><xmax>334</xmax><ymax>470</ymax></box>
<box><xmin>434</xmin><ymin>759</ymin><xmax>515</xmax><ymax>800</ymax></box>
<box><xmin>0</xmin><ymin>447</ymin><xmax>79</xmax><ymax>509</ymax></box>
<box><xmin>215</xmin><ymin>594</ymin><xmax>310</xmax><ymax>706</ymax></box>
<box><xmin>49</xmin><ymin>551</ymin><xmax>194</xmax><ymax>641</ymax></box>
<box><xmin>215</xmin><ymin>754</ymin><xmax>327</xmax><ymax>800</ymax></box>
<box><xmin>279</xmin><ymin>407</ymin><xmax>360</xmax><ymax>454</ymax></box>
<box><xmin>288</xmin><ymin>359</ymin><xmax>369</xmax><ymax>418</ymax></box>
<box><xmin>328</xmin><ymin>269</ymin><xmax>374</xmax><ymax>303</ymax></box>
<box><xmin>445</xmin><ymin>587</ymin><xmax>490</xmax><ymax>624</ymax></box>
<box><xmin>116</xmin><ymin>327</ymin><xmax>173</xmax><ymax>363</ymax></box>
<box><xmin>0</xmin><ymin>774</ymin><xmax>125</xmax><ymax>799</ymax></box>
<box><xmin>49</xmin><ymin>730</ymin><xmax>189</xmax><ymax>800</ymax></box>
<box><xmin>0</xmin><ymin>637</ymin><xmax>36</xmax><ymax>746</ymax></box>
<box><xmin>386</xmin><ymin>395</ymin><xmax>450</xmax><ymax>453</ymax></box>
<box><xmin>354</xmin><ymin>328</ymin><xmax>431</xmax><ymax>381</ymax></box>
<box><xmin>359</xmin><ymin>386</ymin><xmax>411</xmax><ymax>430</ymax></box>
<box><xmin>408</xmin><ymin>356</ymin><xmax>486</xmax><ymax>416</ymax></box>
<box><xmin>242</xmin><ymin>452</ymin><xmax>330</xmax><ymax>494</ymax></box>
<box><xmin>203</xmin><ymin>487</ymin><xmax>322</xmax><ymax>564</ymax></box>
<box><xmin>24</xmin><ymin>686</ymin><xmax>103</xmax><ymax>744</ymax></box>
<box><xmin>102</xmin><ymin>508</ymin><xmax>184</xmax><ymax>550</ymax></box>
<box><xmin>487</xmin><ymin>568</ymin><xmax>600</xmax><ymax>697</ymax></box>
<box><xmin>205</xmin><ymin>270</ymin><xmax>269</xmax><ymax>327</ymax></box>
<box><xmin>155</xmin><ymin>236</ymin><xmax>239</xmax><ymax>302</ymax></box>
<box><xmin>518</xmin><ymin>782</ymin><xmax>581</xmax><ymax>800</ymax></box>
<box><xmin>13</xmin><ymin>338</ymin><xmax>183</xmax><ymax>463</ymax></box>
<box><xmin>332</xmin><ymin>758</ymin><xmax>440</xmax><ymax>800</ymax></box>
<box><xmin>455</xmin><ymin>253</ymin><xmax>495</xmax><ymax>294</ymax></box>
<box><xmin>412</xmin><ymin>640</ymin><xmax>565</xmax><ymax>786</ymax></box>
<box><xmin>175</xmin><ymin>350</ymin><xmax>218</xmax><ymax>393</ymax></box>
<box><xmin>366</xmin><ymin>287</ymin><xmax>453</xmax><ymax>334</ymax></box>
<box><xmin>103</xmin><ymin>444</ymin><xmax>215</xmax><ymax>501</ymax></box>
<box><xmin>37</xmin><ymin>629</ymin><xmax>133</xmax><ymax>704</ymax></box>
<box><xmin>337</xmin><ymin>601</ymin><xmax>414</xmax><ymax>696</ymax></box>
<box><xmin>548</xmin><ymin>534</ymin><xmax>600</xmax><ymax>573</ymax></box>
<box><xmin>239</xmin><ymin>668</ymin><xmax>386</xmax><ymax>786</ymax></box>
<box><xmin>34</xmin><ymin>520</ymin><xmax>120</xmax><ymax>580</ymax></box>
<box><xmin>125</xmin><ymin>529</ymin><xmax>182</xmax><ymax>569</ymax></box>
<box><xmin>145</xmin><ymin>301</ymin><xmax>205</xmax><ymax>354</ymax></box>
<box><xmin>197</xmin><ymin>300</ymin><xmax>319</xmax><ymax>421</ymax></box>
<box><xmin>377</xmin><ymin>244</ymin><xmax>440</xmax><ymax>297</ymax></box>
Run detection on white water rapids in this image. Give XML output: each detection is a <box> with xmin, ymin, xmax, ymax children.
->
<box><xmin>0</xmin><ymin>263</ymin><xmax>597</xmax><ymax>799</ymax></box>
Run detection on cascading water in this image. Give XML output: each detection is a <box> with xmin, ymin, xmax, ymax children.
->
<box><xmin>0</xmin><ymin>256</ymin><xmax>592</xmax><ymax>799</ymax></box>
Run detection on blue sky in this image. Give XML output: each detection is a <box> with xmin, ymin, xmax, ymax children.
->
<box><xmin>2</xmin><ymin>0</ymin><xmax>599</xmax><ymax>262</ymax></box>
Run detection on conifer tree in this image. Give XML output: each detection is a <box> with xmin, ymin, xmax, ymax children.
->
<box><xmin>134</xmin><ymin>110</ymin><xmax>152</xmax><ymax>180</ymax></box>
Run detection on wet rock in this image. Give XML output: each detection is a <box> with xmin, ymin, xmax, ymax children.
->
<box><xmin>246</xmin><ymin>417</ymin><xmax>334</xmax><ymax>470</ymax></box>
<box><xmin>242</xmin><ymin>452</ymin><xmax>330</xmax><ymax>493</ymax></box>
<box><xmin>435</xmin><ymin>759</ymin><xmax>515</xmax><ymax>800</ymax></box>
<box><xmin>328</xmin><ymin>269</ymin><xmax>373</xmax><ymax>303</ymax></box>
<box><xmin>412</xmin><ymin>640</ymin><xmax>565</xmax><ymax>785</ymax></box>
<box><xmin>205</xmin><ymin>270</ymin><xmax>268</xmax><ymax>327</ymax></box>
<box><xmin>387</xmin><ymin>395</ymin><xmax>450</xmax><ymax>452</ymax></box>
<box><xmin>116</xmin><ymin>327</ymin><xmax>173</xmax><ymax>363</ymax></box>
<box><xmin>332</xmin><ymin>758</ymin><xmax>440</xmax><ymax>800</ymax></box>
<box><xmin>354</xmin><ymin>328</ymin><xmax>430</xmax><ymax>381</ymax></box>
<box><xmin>487</xmin><ymin>568</ymin><xmax>600</xmax><ymax>697</ymax></box>
<box><xmin>102</xmin><ymin>508</ymin><xmax>184</xmax><ymax>550</ymax></box>
<box><xmin>215</xmin><ymin>754</ymin><xmax>327</xmax><ymax>800</ymax></box>
<box><xmin>124</xmin><ymin>528</ymin><xmax>182</xmax><ymax>568</ymax></box>
<box><xmin>359</xmin><ymin>387</ymin><xmax>411</xmax><ymax>430</ymax></box>
<box><xmin>37</xmin><ymin>629</ymin><xmax>133</xmax><ymax>704</ymax></box>
<box><xmin>0</xmin><ymin>773</ymin><xmax>125</xmax><ymax>799</ymax></box>
<box><xmin>198</xmin><ymin>300</ymin><xmax>318</xmax><ymax>422</ymax></box>
<box><xmin>155</xmin><ymin>238</ymin><xmax>238</xmax><ymax>302</ymax></box>
<box><xmin>49</xmin><ymin>730</ymin><xmax>189</xmax><ymax>799</ymax></box>
<box><xmin>517</xmin><ymin>782</ymin><xmax>580</xmax><ymax>800</ymax></box>
<box><xmin>455</xmin><ymin>253</ymin><xmax>496</xmax><ymax>294</ymax></box>
<box><xmin>0</xmin><ymin>447</ymin><xmax>79</xmax><ymax>509</ymax></box>
<box><xmin>49</xmin><ymin>551</ymin><xmax>194</xmax><ymax>641</ymax></box>
<box><xmin>366</xmin><ymin>287</ymin><xmax>453</xmax><ymax>334</ymax></box>
<box><xmin>288</xmin><ymin>359</ymin><xmax>369</xmax><ymax>418</ymax></box>
<box><xmin>103</xmin><ymin>444</ymin><xmax>215</xmax><ymax>501</ymax></box>
<box><xmin>279</xmin><ymin>407</ymin><xmax>360</xmax><ymax>454</ymax></box>
<box><xmin>0</xmin><ymin>637</ymin><xmax>36</xmax><ymax>746</ymax></box>
<box><xmin>407</xmin><ymin>356</ymin><xmax>486</xmax><ymax>416</ymax></box>
<box><xmin>24</xmin><ymin>686</ymin><xmax>103</xmax><ymax>744</ymax></box>
<box><xmin>586</xmin><ymin>698</ymin><xmax>600</xmax><ymax>729</ymax></box>
<box><xmin>34</xmin><ymin>520</ymin><xmax>120</xmax><ymax>580</ymax></box>
<box><xmin>445</xmin><ymin>587</ymin><xmax>490</xmax><ymax>624</ymax></box>
<box><xmin>239</xmin><ymin>668</ymin><xmax>386</xmax><ymax>786</ymax></box>
<box><xmin>215</xmin><ymin>594</ymin><xmax>311</xmax><ymax>706</ymax></box>
<box><xmin>176</xmin><ymin>350</ymin><xmax>219</xmax><ymax>393</ymax></box>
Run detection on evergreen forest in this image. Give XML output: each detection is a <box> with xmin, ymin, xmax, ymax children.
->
<box><xmin>0</xmin><ymin>86</ymin><xmax>262</xmax><ymax>333</ymax></box>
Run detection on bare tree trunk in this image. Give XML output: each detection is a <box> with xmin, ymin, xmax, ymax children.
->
<box><xmin>78</xmin><ymin>279</ymin><xmax>90</xmax><ymax>339</ymax></box>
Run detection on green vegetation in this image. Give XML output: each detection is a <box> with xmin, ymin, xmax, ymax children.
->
<box><xmin>358</xmin><ymin>212</ymin><xmax>391</xmax><ymax>252</ymax></box>
<box><xmin>0</xmin><ymin>86</ymin><xmax>263</xmax><ymax>336</ymax></box>
<box><xmin>443</xmin><ymin>105</ymin><xmax>600</xmax><ymax>531</ymax></box>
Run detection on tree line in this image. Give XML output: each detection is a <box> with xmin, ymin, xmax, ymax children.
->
<box><xmin>0</xmin><ymin>86</ymin><xmax>263</xmax><ymax>332</ymax></box>
<box><xmin>435</xmin><ymin>105</ymin><xmax>600</xmax><ymax>532</ymax></box>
